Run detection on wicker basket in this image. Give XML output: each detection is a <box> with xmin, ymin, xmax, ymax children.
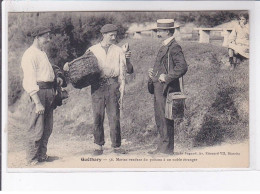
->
<box><xmin>68</xmin><ymin>51</ymin><xmax>101</xmax><ymax>89</ymax></box>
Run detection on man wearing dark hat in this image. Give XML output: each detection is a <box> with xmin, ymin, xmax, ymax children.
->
<box><xmin>21</xmin><ymin>26</ymin><xmax>66</xmax><ymax>165</ymax></box>
<box><xmin>86</xmin><ymin>24</ymin><xmax>133</xmax><ymax>155</ymax></box>
<box><xmin>148</xmin><ymin>19</ymin><xmax>188</xmax><ymax>155</ymax></box>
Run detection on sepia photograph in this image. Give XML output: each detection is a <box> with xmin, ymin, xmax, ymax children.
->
<box><xmin>6</xmin><ymin>9</ymin><xmax>249</xmax><ymax>169</ymax></box>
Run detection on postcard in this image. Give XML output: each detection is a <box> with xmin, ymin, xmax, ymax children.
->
<box><xmin>2</xmin><ymin>1</ymin><xmax>252</xmax><ymax>171</ymax></box>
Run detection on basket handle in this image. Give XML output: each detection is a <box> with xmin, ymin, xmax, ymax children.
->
<box><xmin>69</xmin><ymin>50</ymin><xmax>91</xmax><ymax>65</ymax></box>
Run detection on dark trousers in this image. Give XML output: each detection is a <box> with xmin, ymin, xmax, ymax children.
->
<box><xmin>91</xmin><ymin>78</ymin><xmax>121</xmax><ymax>148</ymax></box>
<box><xmin>154</xmin><ymin>82</ymin><xmax>174</xmax><ymax>153</ymax></box>
<box><xmin>26</xmin><ymin>88</ymin><xmax>55</xmax><ymax>162</ymax></box>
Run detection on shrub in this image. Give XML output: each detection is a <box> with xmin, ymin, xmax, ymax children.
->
<box><xmin>8</xmin><ymin>12</ymin><xmax>127</xmax><ymax>105</ymax></box>
<box><xmin>8</xmin><ymin>11</ymin><xmax>247</xmax><ymax>106</ymax></box>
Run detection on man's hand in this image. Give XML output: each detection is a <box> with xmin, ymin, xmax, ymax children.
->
<box><xmin>122</xmin><ymin>43</ymin><xmax>131</xmax><ymax>59</ymax></box>
<box><xmin>31</xmin><ymin>93</ymin><xmax>44</xmax><ymax>114</ymax></box>
<box><xmin>158</xmin><ymin>74</ymin><xmax>166</xmax><ymax>83</ymax></box>
<box><xmin>125</xmin><ymin>50</ymin><xmax>131</xmax><ymax>59</ymax></box>
<box><xmin>63</xmin><ymin>62</ymin><xmax>69</xmax><ymax>71</ymax></box>
<box><xmin>148</xmin><ymin>68</ymin><xmax>154</xmax><ymax>79</ymax></box>
<box><xmin>35</xmin><ymin>103</ymin><xmax>45</xmax><ymax>115</ymax></box>
<box><xmin>57</xmin><ymin>77</ymin><xmax>63</xmax><ymax>87</ymax></box>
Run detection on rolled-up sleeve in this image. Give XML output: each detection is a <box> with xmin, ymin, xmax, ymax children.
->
<box><xmin>21</xmin><ymin>54</ymin><xmax>39</xmax><ymax>96</ymax></box>
<box><xmin>165</xmin><ymin>45</ymin><xmax>188</xmax><ymax>85</ymax></box>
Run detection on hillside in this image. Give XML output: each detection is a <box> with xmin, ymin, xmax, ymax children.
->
<box><xmin>7</xmin><ymin>11</ymin><xmax>248</xmax><ymax>106</ymax></box>
<box><xmin>8</xmin><ymin>38</ymin><xmax>249</xmax><ymax>167</ymax></box>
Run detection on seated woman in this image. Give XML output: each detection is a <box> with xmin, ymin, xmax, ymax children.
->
<box><xmin>228</xmin><ymin>13</ymin><xmax>249</xmax><ymax>70</ymax></box>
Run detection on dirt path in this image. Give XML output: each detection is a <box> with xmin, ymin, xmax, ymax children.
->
<box><xmin>7</xmin><ymin>107</ymin><xmax>249</xmax><ymax>169</ymax></box>
<box><xmin>8</xmin><ymin>132</ymin><xmax>249</xmax><ymax>169</ymax></box>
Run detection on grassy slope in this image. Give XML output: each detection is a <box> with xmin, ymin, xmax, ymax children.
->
<box><xmin>8</xmin><ymin>38</ymin><xmax>249</xmax><ymax>153</ymax></box>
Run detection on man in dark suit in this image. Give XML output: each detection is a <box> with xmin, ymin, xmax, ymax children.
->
<box><xmin>148</xmin><ymin>19</ymin><xmax>188</xmax><ymax>155</ymax></box>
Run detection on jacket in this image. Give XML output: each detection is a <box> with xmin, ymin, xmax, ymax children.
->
<box><xmin>148</xmin><ymin>38</ymin><xmax>188</xmax><ymax>96</ymax></box>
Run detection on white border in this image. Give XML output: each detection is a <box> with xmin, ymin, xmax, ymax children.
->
<box><xmin>2</xmin><ymin>0</ymin><xmax>256</xmax><ymax>12</ymax></box>
<box><xmin>2</xmin><ymin>0</ymin><xmax>260</xmax><ymax>190</ymax></box>
<box><xmin>255</xmin><ymin>3</ymin><xmax>260</xmax><ymax>171</ymax></box>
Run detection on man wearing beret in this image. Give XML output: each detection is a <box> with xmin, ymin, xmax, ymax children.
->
<box><xmin>148</xmin><ymin>19</ymin><xmax>188</xmax><ymax>155</ymax></box>
<box><xmin>86</xmin><ymin>24</ymin><xmax>133</xmax><ymax>155</ymax></box>
<box><xmin>21</xmin><ymin>26</ymin><xmax>67</xmax><ymax>165</ymax></box>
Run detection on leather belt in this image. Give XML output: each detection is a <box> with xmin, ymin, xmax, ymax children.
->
<box><xmin>37</xmin><ymin>82</ymin><xmax>54</xmax><ymax>89</ymax></box>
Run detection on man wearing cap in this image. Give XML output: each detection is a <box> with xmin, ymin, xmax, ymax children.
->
<box><xmin>86</xmin><ymin>24</ymin><xmax>133</xmax><ymax>155</ymax></box>
<box><xmin>21</xmin><ymin>26</ymin><xmax>67</xmax><ymax>165</ymax></box>
<box><xmin>148</xmin><ymin>19</ymin><xmax>188</xmax><ymax>155</ymax></box>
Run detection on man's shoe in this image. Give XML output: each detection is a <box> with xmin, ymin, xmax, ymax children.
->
<box><xmin>148</xmin><ymin>149</ymin><xmax>160</xmax><ymax>155</ymax></box>
<box><xmin>113</xmin><ymin>148</ymin><xmax>127</xmax><ymax>154</ymax></box>
<box><xmin>38</xmin><ymin>155</ymin><xmax>49</xmax><ymax>162</ymax></box>
<box><xmin>93</xmin><ymin>149</ymin><xmax>103</xmax><ymax>156</ymax></box>
<box><xmin>162</xmin><ymin>151</ymin><xmax>174</xmax><ymax>155</ymax></box>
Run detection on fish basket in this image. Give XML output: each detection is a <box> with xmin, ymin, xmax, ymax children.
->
<box><xmin>68</xmin><ymin>51</ymin><xmax>101</xmax><ymax>89</ymax></box>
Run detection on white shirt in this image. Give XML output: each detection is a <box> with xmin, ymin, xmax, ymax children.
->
<box><xmin>21</xmin><ymin>45</ymin><xmax>55</xmax><ymax>96</ymax></box>
<box><xmin>88</xmin><ymin>43</ymin><xmax>126</xmax><ymax>78</ymax></box>
<box><xmin>228</xmin><ymin>23</ymin><xmax>249</xmax><ymax>46</ymax></box>
<box><xmin>163</xmin><ymin>35</ymin><xmax>175</xmax><ymax>46</ymax></box>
